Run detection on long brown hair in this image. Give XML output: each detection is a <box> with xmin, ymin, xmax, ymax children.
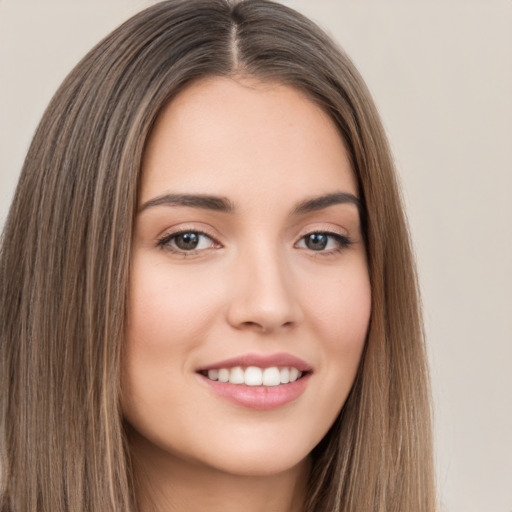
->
<box><xmin>0</xmin><ymin>1</ymin><xmax>435</xmax><ymax>510</ymax></box>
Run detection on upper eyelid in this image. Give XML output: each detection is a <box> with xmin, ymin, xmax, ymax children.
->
<box><xmin>162</xmin><ymin>216</ymin><xmax>343</xmax><ymax>245</ymax></box>
<box><xmin>295</xmin><ymin>231</ymin><xmax>352</xmax><ymax>248</ymax></box>
<box><xmin>159</xmin><ymin>225</ymin><xmax>347</xmax><ymax>239</ymax></box>
<box><xmin>157</xmin><ymin>225</ymin><xmax>221</xmax><ymax>243</ymax></box>
<box><xmin>295</xmin><ymin>222</ymin><xmax>350</xmax><ymax>239</ymax></box>
<box><xmin>159</xmin><ymin>222</ymin><xmax>349</xmax><ymax>236</ymax></box>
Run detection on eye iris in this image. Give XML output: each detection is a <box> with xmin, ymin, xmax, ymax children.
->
<box><xmin>175</xmin><ymin>232</ymin><xmax>199</xmax><ymax>250</ymax></box>
<box><xmin>306</xmin><ymin>233</ymin><xmax>328</xmax><ymax>251</ymax></box>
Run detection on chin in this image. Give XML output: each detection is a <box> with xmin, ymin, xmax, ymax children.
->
<box><xmin>180</xmin><ymin>422</ymin><xmax>320</xmax><ymax>478</ymax></box>
<box><xmin>201</xmin><ymin>446</ymin><xmax>311</xmax><ymax>478</ymax></box>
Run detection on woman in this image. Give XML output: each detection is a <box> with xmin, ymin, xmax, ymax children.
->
<box><xmin>0</xmin><ymin>1</ymin><xmax>436</xmax><ymax>511</ymax></box>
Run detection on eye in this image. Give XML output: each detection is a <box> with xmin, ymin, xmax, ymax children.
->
<box><xmin>157</xmin><ymin>231</ymin><xmax>218</xmax><ymax>253</ymax></box>
<box><xmin>296</xmin><ymin>232</ymin><xmax>351</xmax><ymax>252</ymax></box>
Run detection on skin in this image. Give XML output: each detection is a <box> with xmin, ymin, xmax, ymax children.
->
<box><xmin>122</xmin><ymin>76</ymin><xmax>371</xmax><ymax>512</ymax></box>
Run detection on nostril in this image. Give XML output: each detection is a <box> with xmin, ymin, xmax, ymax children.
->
<box><xmin>239</xmin><ymin>321</ymin><xmax>262</xmax><ymax>330</ymax></box>
<box><xmin>239</xmin><ymin>319</ymin><xmax>295</xmax><ymax>333</ymax></box>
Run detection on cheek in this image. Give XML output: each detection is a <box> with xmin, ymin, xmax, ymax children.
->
<box><xmin>301</xmin><ymin>260</ymin><xmax>371</xmax><ymax>406</ymax></box>
<box><xmin>122</xmin><ymin>259</ymin><xmax>224</xmax><ymax>418</ymax></box>
<box><xmin>121</xmin><ymin>259</ymin><xmax>225</xmax><ymax>439</ymax></box>
<box><xmin>126</xmin><ymin>259</ymin><xmax>224</xmax><ymax>352</ymax></box>
<box><xmin>303</xmin><ymin>259</ymin><xmax>371</xmax><ymax>351</ymax></box>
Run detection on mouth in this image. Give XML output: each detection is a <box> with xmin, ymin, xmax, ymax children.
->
<box><xmin>199</xmin><ymin>365</ymin><xmax>307</xmax><ymax>387</ymax></box>
<box><xmin>196</xmin><ymin>353</ymin><xmax>312</xmax><ymax>410</ymax></box>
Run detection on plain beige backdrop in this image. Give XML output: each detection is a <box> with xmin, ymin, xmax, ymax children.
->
<box><xmin>1</xmin><ymin>1</ymin><xmax>511</xmax><ymax>511</ymax></box>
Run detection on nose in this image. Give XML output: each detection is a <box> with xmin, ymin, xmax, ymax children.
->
<box><xmin>225</xmin><ymin>244</ymin><xmax>303</xmax><ymax>334</ymax></box>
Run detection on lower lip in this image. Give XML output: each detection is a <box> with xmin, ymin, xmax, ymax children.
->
<box><xmin>198</xmin><ymin>373</ymin><xmax>310</xmax><ymax>410</ymax></box>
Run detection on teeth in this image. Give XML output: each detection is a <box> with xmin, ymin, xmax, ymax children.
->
<box><xmin>262</xmin><ymin>367</ymin><xmax>280</xmax><ymax>386</ymax></box>
<box><xmin>207</xmin><ymin>369</ymin><xmax>219</xmax><ymax>381</ymax></box>
<box><xmin>289</xmin><ymin>367</ymin><xmax>300</xmax><ymax>382</ymax></box>
<box><xmin>218</xmin><ymin>368</ymin><xmax>230</xmax><ymax>383</ymax></box>
<box><xmin>229</xmin><ymin>366</ymin><xmax>245</xmax><ymax>384</ymax></box>
<box><xmin>245</xmin><ymin>366</ymin><xmax>263</xmax><ymax>386</ymax></box>
<box><xmin>204</xmin><ymin>366</ymin><xmax>304</xmax><ymax>386</ymax></box>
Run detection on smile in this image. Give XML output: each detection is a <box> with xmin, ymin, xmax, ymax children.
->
<box><xmin>196</xmin><ymin>353</ymin><xmax>312</xmax><ymax>410</ymax></box>
<box><xmin>201</xmin><ymin>366</ymin><xmax>303</xmax><ymax>386</ymax></box>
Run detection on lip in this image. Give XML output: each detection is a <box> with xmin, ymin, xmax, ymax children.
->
<box><xmin>198</xmin><ymin>372</ymin><xmax>311</xmax><ymax>410</ymax></box>
<box><xmin>196</xmin><ymin>352</ymin><xmax>312</xmax><ymax>410</ymax></box>
<box><xmin>196</xmin><ymin>352</ymin><xmax>313</xmax><ymax>373</ymax></box>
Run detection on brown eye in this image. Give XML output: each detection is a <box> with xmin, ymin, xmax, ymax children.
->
<box><xmin>305</xmin><ymin>233</ymin><xmax>329</xmax><ymax>251</ymax></box>
<box><xmin>158</xmin><ymin>231</ymin><xmax>218</xmax><ymax>253</ymax></box>
<box><xmin>174</xmin><ymin>232</ymin><xmax>200</xmax><ymax>250</ymax></box>
<box><xmin>296</xmin><ymin>232</ymin><xmax>352</xmax><ymax>253</ymax></box>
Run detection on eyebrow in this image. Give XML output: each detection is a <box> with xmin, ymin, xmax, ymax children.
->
<box><xmin>139</xmin><ymin>191</ymin><xmax>361</xmax><ymax>215</ymax></box>
<box><xmin>139</xmin><ymin>193</ymin><xmax>235</xmax><ymax>213</ymax></box>
<box><xmin>292</xmin><ymin>192</ymin><xmax>362</xmax><ymax>215</ymax></box>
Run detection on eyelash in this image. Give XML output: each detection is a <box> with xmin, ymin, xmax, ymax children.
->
<box><xmin>156</xmin><ymin>229</ymin><xmax>353</xmax><ymax>256</ymax></box>
<box><xmin>296</xmin><ymin>232</ymin><xmax>353</xmax><ymax>254</ymax></box>
<box><xmin>156</xmin><ymin>229</ymin><xmax>220</xmax><ymax>256</ymax></box>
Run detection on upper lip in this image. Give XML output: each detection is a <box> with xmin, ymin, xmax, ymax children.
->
<box><xmin>197</xmin><ymin>353</ymin><xmax>313</xmax><ymax>373</ymax></box>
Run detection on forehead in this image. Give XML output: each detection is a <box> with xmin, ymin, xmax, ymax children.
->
<box><xmin>140</xmin><ymin>76</ymin><xmax>357</xmax><ymax>208</ymax></box>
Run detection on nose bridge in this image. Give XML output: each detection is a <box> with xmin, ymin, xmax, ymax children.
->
<box><xmin>226</xmin><ymin>236</ymin><xmax>302</xmax><ymax>332</ymax></box>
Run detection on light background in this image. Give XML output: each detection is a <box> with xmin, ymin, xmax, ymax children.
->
<box><xmin>1</xmin><ymin>1</ymin><xmax>511</xmax><ymax>511</ymax></box>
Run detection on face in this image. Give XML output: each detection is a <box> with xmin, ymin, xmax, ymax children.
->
<box><xmin>122</xmin><ymin>76</ymin><xmax>371</xmax><ymax>478</ymax></box>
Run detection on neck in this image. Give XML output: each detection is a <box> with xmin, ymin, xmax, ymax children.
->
<box><xmin>129</xmin><ymin>430</ymin><xmax>311</xmax><ymax>512</ymax></box>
